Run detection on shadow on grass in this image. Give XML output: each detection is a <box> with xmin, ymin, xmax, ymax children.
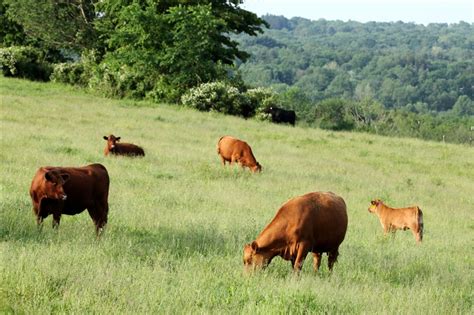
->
<box><xmin>1</xmin><ymin>213</ymin><xmax>238</xmax><ymax>258</ymax></box>
<box><xmin>106</xmin><ymin>224</ymin><xmax>234</xmax><ymax>261</ymax></box>
<box><xmin>194</xmin><ymin>162</ymin><xmax>258</xmax><ymax>181</ymax></box>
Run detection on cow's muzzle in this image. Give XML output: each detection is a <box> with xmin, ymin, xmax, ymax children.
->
<box><xmin>61</xmin><ymin>194</ymin><xmax>67</xmax><ymax>200</ymax></box>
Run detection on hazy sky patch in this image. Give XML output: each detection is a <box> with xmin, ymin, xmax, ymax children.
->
<box><xmin>241</xmin><ymin>0</ymin><xmax>473</xmax><ymax>24</ymax></box>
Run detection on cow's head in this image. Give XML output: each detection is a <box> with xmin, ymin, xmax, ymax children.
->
<box><xmin>252</xmin><ymin>162</ymin><xmax>262</xmax><ymax>173</ymax></box>
<box><xmin>262</xmin><ymin>106</ymin><xmax>274</xmax><ymax>114</ymax></box>
<box><xmin>103</xmin><ymin>134</ymin><xmax>121</xmax><ymax>151</ymax></box>
<box><xmin>43</xmin><ymin>170</ymin><xmax>69</xmax><ymax>201</ymax></box>
<box><xmin>368</xmin><ymin>199</ymin><xmax>382</xmax><ymax>213</ymax></box>
<box><xmin>243</xmin><ymin>241</ymin><xmax>271</xmax><ymax>272</ymax></box>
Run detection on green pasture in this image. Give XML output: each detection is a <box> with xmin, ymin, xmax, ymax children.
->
<box><xmin>1</xmin><ymin>77</ymin><xmax>473</xmax><ymax>313</ymax></box>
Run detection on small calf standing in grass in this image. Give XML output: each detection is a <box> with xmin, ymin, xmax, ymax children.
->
<box><xmin>103</xmin><ymin>134</ymin><xmax>145</xmax><ymax>157</ymax></box>
<box><xmin>217</xmin><ymin>136</ymin><xmax>261</xmax><ymax>173</ymax></box>
<box><xmin>368</xmin><ymin>199</ymin><xmax>423</xmax><ymax>243</ymax></box>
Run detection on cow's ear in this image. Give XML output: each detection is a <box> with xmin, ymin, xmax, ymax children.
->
<box><xmin>116</xmin><ymin>137</ymin><xmax>121</xmax><ymax>141</ymax></box>
<box><xmin>251</xmin><ymin>241</ymin><xmax>259</xmax><ymax>252</ymax></box>
<box><xmin>103</xmin><ymin>136</ymin><xmax>108</xmax><ymax>140</ymax></box>
<box><xmin>44</xmin><ymin>171</ymin><xmax>54</xmax><ymax>182</ymax></box>
<box><xmin>60</xmin><ymin>173</ymin><xmax>70</xmax><ymax>183</ymax></box>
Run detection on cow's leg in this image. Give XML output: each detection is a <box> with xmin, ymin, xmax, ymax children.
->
<box><xmin>328</xmin><ymin>249</ymin><xmax>339</xmax><ymax>271</ymax></box>
<box><xmin>411</xmin><ymin>225</ymin><xmax>422</xmax><ymax>243</ymax></box>
<box><xmin>230</xmin><ymin>154</ymin><xmax>240</xmax><ymax>166</ymax></box>
<box><xmin>36</xmin><ymin>215</ymin><xmax>43</xmax><ymax>225</ymax></box>
<box><xmin>219</xmin><ymin>155</ymin><xmax>227</xmax><ymax>166</ymax></box>
<box><xmin>312</xmin><ymin>252</ymin><xmax>322</xmax><ymax>272</ymax></box>
<box><xmin>36</xmin><ymin>213</ymin><xmax>45</xmax><ymax>231</ymax></box>
<box><xmin>293</xmin><ymin>243</ymin><xmax>310</xmax><ymax>272</ymax></box>
<box><xmin>382</xmin><ymin>223</ymin><xmax>389</xmax><ymax>236</ymax></box>
<box><xmin>35</xmin><ymin>201</ymin><xmax>49</xmax><ymax>230</ymax></box>
<box><xmin>34</xmin><ymin>205</ymin><xmax>43</xmax><ymax>226</ymax></box>
<box><xmin>52</xmin><ymin>211</ymin><xmax>61</xmax><ymax>229</ymax></box>
<box><xmin>88</xmin><ymin>204</ymin><xmax>108</xmax><ymax>237</ymax></box>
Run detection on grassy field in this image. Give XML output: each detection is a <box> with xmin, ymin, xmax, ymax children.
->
<box><xmin>1</xmin><ymin>76</ymin><xmax>473</xmax><ymax>314</ymax></box>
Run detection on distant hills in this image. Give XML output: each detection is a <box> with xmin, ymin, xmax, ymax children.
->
<box><xmin>234</xmin><ymin>15</ymin><xmax>473</xmax><ymax>114</ymax></box>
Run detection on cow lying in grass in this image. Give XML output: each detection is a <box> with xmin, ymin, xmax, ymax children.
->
<box><xmin>103</xmin><ymin>134</ymin><xmax>145</xmax><ymax>157</ymax></box>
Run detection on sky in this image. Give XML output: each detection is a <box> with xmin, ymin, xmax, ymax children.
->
<box><xmin>241</xmin><ymin>0</ymin><xmax>473</xmax><ymax>25</ymax></box>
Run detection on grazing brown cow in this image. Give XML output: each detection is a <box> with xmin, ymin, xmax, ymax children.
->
<box><xmin>368</xmin><ymin>199</ymin><xmax>423</xmax><ymax>243</ymax></box>
<box><xmin>243</xmin><ymin>191</ymin><xmax>348</xmax><ymax>272</ymax></box>
<box><xmin>29</xmin><ymin>164</ymin><xmax>110</xmax><ymax>235</ymax></box>
<box><xmin>103</xmin><ymin>134</ymin><xmax>145</xmax><ymax>156</ymax></box>
<box><xmin>217</xmin><ymin>136</ymin><xmax>261</xmax><ymax>173</ymax></box>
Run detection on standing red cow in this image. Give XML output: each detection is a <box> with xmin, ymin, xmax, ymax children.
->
<box><xmin>243</xmin><ymin>191</ymin><xmax>348</xmax><ymax>272</ymax></box>
<box><xmin>217</xmin><ymin>136</ymin><xmax>262</xmax><ymax>173</ymax></box>
<box><xmin>29</xmin><ymin>163</ymin><xmax>110</xmax><ymax>235</ymax></box>
<box><xmin>103</xmin><ymin>134</ymin><xmax>145</xmax><ymax>156</ymax></box>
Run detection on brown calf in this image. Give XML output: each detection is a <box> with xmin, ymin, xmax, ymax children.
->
<box><xmin>217</xmin><ymin>136</ymin><xmax>261</xmax><ymax>173</ymax></box>
<box><xmin>243</xmin><ymin>191</ymin><xmax>348</xmax><ymax>273</ymax></box>
<box><xmin>368</xmin><ymin>199</ymin><xmax>423</xmax><ymax>243</ymax></box>
<box><xmin>103</xmin><ymin>134</ymin><xmax>145</xmax><ymax>156</ymax></box>
<box><xmin>29</xmin><ymin>164</ymin><xmax>110</xmax><ymax>235</ymax></box>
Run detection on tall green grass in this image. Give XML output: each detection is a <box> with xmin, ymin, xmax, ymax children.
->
<box><xmin>1</xmin><ymin>77</ymin><xmax>473</xmax><ymax>313</ymax></box>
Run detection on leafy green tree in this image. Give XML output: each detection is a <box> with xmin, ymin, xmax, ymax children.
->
<box><xmin>4</xmin><ymin>0</ymin><xmax>98</xmax><ymax>51</ymax></box>
<box><xmin>348</xmin><ymin>98</ymin><xmax>386</xmax><ymax>131</ymax></box>
<box><xmin>314</xmin><ymin>98</ymin><xmax>354</xmax><ymax>131</ymax></box>
<box><xmin>0</xmin><ymin>1</ymin><xmax>28</xmax><ymax>46</ymax></box>
<box><xmin>451</xmin><ymin>95</ymin><xmax>474</xmax><ymax>116</ymax></box>
<box><xmin>278</xmin><ymin>86</ymin><xmax>313</xmax><ymax>123</ymax></box>
<box><xmin>94</xmin><ymin>0</ymin><xmax>267</xmax><ymax>100</ymax></box>
<box><xmin>4</xmin><ymin>0</ymin><xmax>266</xmax><ymax>99</ymax></box>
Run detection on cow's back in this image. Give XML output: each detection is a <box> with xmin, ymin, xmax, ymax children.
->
<box><xmin>277</xmin><ymin>192</ymin><xmax>348</xmax><ymax>252</ymax></box>
<box><xmin>217</xmin><ymin>136</ymin><xmax>244</xmax><ymax>159</ymax></box>
<box><xmin>60</xmin><ymin>164</ymin><xmax>109</xmax><ymax>214</ymax></box>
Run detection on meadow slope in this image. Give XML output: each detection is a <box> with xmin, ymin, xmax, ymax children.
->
<box><xmin>1</xmin><ymin>77</ymin><xmax>473</xmax><ymax>314</ymax></box>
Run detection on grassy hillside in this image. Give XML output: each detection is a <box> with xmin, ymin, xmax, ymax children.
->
<box><xmin>1</xmin><ymin>77</ymin><xmax>473</xmax><ymax>313</ymax></box>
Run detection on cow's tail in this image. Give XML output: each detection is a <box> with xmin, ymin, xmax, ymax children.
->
<box><xmin>217</xmin><ymin>136</ymin><xmax>225</xmax><ymax>155</ymax></box>
<box><xmin>416</xmin><ymin>207</ymin><xmax>424</xmax><ymax>242</ymax></box>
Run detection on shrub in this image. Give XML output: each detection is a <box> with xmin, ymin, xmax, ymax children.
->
<box><xmin>245</xmin><ymin>87</ymin><xmax>279</xmax><ymax>121</ymax></box>
<box><xmin>50</xmin><ymin>62</ymin><xmax>86</xmax><ymax>86</ymax></box>
<box><xmin>0</xmin><ymin>46</ymin><xmax>52</xmax><ymax>81</ymax></box>
<box><xmin>181</xmin><ymin>81</ymin><xmax>255</xmax><ymax>117</ymax></box>
<box><xmin>314</xmin><ymin>98</ymin><xmax>355</xmax><ymax>131</ymax></box>
<box><xmin>87</xmin><ymin>59</ymin><xmax>156</xmax><ymax>99</ymax></box>
<box><xmin>146</xmin><ymin>76</ymin><xmax>183</xmax><ymax>104</ymax></box>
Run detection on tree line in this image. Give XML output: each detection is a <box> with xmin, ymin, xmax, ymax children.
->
<box><xmin>1</xmin><ymin>2</ymin><xmax>472</xmax><ymax>144</ymax></box>
<box><xmin>236</xmin><ymin>15</ymin><xmax>473</xmax><ymax>114</ymax></box>
<box><xmin>1</xmin><ymin>0</ymin><xmax>266</xmax><ymax>101</ymax></box>
<box><xmin>233</xmin><ymin>15</ymin><xmax>473</xmax><ymax>143</ymax></box>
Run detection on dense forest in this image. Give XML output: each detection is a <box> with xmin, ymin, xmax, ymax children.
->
<box><xmin>1</xmin><ymin>2</ymin><xmax>473</xmax><ymax>144</ymax></box>
<box><xmin>235</xmin><ymin>15</ymin><xmax>473</xmax><ymax>114</ymax></box>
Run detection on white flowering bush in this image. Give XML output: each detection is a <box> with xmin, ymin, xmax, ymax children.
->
<box><xmin>51</xmin><ymin>62</ymin><xmax>86</xmax><ymax>85</ymax></box>
<box><xmin>181</xmin><ymin>81</ymin><xmax>255</xmax><ymax>117</ymax></box>
<box><xmin>245</xmin><ymin>87</ymin><xmax>279</xmax><ymax>121</ymax></box>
